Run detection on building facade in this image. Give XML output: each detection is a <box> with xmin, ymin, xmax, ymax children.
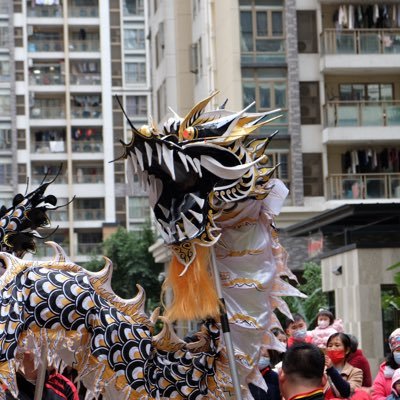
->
<box><xmin>0</xmin><ymin>0</ymin><xmax>152</xmax><ymax>262</ymax></box>
<box><xmin>148</xmin><ymin>0</ymin><xmax>400</xmax><ymax>356</ymax></box>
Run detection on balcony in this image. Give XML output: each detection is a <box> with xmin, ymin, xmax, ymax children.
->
<box><xmin>28</xmin><ymin>39</ymin><xmax>63</xmax><ymax>53</ymax></box>
<box><xmin>68</xmin><ymin>6</ymin><xmax>98</xmax><ymax>17</ymax></box>
<box><xmin>71</xmin><ymin>106</ymin><xmax>101</xmax><ymax>119</ymax></box>
<box><xmin>30</xmin><ymin>106</ymin><xmax>66</xmax><ymax>119</ymax></box>
<box><xmin>323</xmin><ymin>101</ymin><xmax>400</xmax><ymax>143</ymax></box>
<box><xmin>31</xmin><ymin>174</ymin><xmax>67</xmax><ymax>185</ymax></box>
<box><xmin>76</xmin><ymin>242</ymin><xmax>102</xmax><ymax>256</ymax></box>
<box><xmin>73</xmin><ymin>173</ymin><xmax>104</xmax><ymax>184</ymax></box>
<box><xmin>74</xmin><ymin>208</ymin><xmax>105</xmax><ymax>220</ymax></box>
<box><xmin>29</xmin><ymin>70</ymin><xmax>65</xmax><ymax>86</ymax></box>
<box><xmin>72</xmin><ymin>140</ymin><xmax>103</xmax><ymax>152</ymax></box>
<box><xmin>327</xmin><ymin>173</ymin><xmax>400</xmax><ymax>200</ymax></box>
<box><xmin>33</xmin><ymin>140</ymin><xmax>66</xmax><ymax>153</ymax></box>
<box><xmin>320</xmin><ymin>29</ymin><xmax>400</xmax><ymax>72</ymax></box>
<box><xmin>70</xmin><ymin>73</ymin><xmax>100</xmax><ymax>86</ymax></box>
<box><xmin>325</xmin><ymin>101</ymin><xmax>400</xmax><ymax>127</ymax></box>
<box><xmin>69</xmin><ymin>39</ymin><xmax>99</xmax><ymax>52</ymax></box>
<box><xmin>27</xmin><ymin>5</ymin><xmax>63</xmax><ymax>17</ymax></box>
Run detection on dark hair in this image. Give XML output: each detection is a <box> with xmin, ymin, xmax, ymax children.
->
<box><xmin>327</xmin><ymin>332</ymin><xmax>352</xmax><ymax>357</ymax></box>
<box><xmin>282</xmin><ymin>342</ymin><xmax>325</xmax><ymax>384</ymax></box>
<box><xmin>316</xmin><ymin>309</ymin><xmax>334</xmax><ymax>325</ymax></box>
<box><xmin>272</xmin><ymin>327</ymin><xmax>286</xmax><ymax>338</ymax></box>
<box><xmin>386</xmin><ymin>352</ymin><xmax>399</xmax><ymax>369</ymax></box>
<box><xmin>347</xmin><ymin>334</ymin><xmax>359</xmax><ymax>354</ymax></box>
<box><xmin>285</xmin><ymin>313</ymin><xmax>306</xmax><ymax>330</ymax></box>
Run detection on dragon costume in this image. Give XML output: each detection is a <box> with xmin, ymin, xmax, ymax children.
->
<box><xmin>0</xmin><ymin>93</ymin><xmax>304</xmax><ymax>399</ymax></box>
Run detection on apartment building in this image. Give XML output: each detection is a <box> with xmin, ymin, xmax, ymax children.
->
<box><xmin>0</xmin><ymin>0</ymin><xmax>151</xmax><ymax>262</ymax></box>
<box><xmin>148</xmin><ymin>0</ymin><xmax>400</xmax><ymax>356</ymax></box>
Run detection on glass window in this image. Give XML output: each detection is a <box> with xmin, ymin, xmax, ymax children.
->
<box><xmin>303</xmin><ymin>153</ymin><xmax>323</xmax><ymax>196</ymax></box>
<box><xmin>240</xmin><ymin>11</ymin><xmax>253</xmax><ymax>52</ymax></box>
<box><xmin>129</xmin><ymin>196</ymin><xmax>150</xmax><ymax>219</ymax></box>
<box><xmin>0</xmin><ymin>163</ymin><xmax>12</xmax><ymax>185</ymax></box>
<box><xmin>300</xmin><ymin>82</ymin><xmax>321</xmax><ymax>125</ymax></box>
<box><xmin>125</xmin><ymin>61</ymin><xmax>146</xmax><ymax>84</ymax></box>
<box><xmin>0</xmin><ymin>26</ymin><xmax>8</xmax><ymax>48</ymax></box>
<box><xmin>0</xmin><ymin>94</ymin><xmax>10</xmax><ymax>116</ymax></box>
<box><xmin>155</xmin><ymin>22</ymin><xmax>165</xmax><ymax>66</ymax></box>
<box><xmin>123</xmin><ymin>0</ymin><xmax>144</xmax><ymax>16</ymax></box>
<box><xmin>339</xmin><ymin>83</ymin><xmax>393</xmax><ymax>101</ymax></box>
<box><xmin>297</xmin><ymin>11</ymin><xmax>318</xmax><ymax>53</ymax></box>
<box><xmin>0</xmin><ymin>60</ymin><xmax>9</xmax><ymax>81</ymax></box>
<box><xmin>272</xmin><ymin>11</ymin><xmax>283</xmax><ymax>36</ymax></box>
<box><xmin>256</xmin><ymin>12</ymin><xmax>268</xmax><ymax>36</ymax></box>
<box><xmin>126</xmin><ymin>95</ymin><xmax>147</xmax><ymax>117</ymax></box>
<box><xmin>124</xmin><ymin>27</ymin><xmax>145</xmax><ymax>50</ymax></box>
<box><xmin>0</xmin><ymin>127</ymin><xmax>11</xmax><ymax>150</ymax></box>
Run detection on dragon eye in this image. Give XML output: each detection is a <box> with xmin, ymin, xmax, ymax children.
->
<box><xmin>182</xmin><ymin>127</ymin><xmax>195</xmax><ymax>140</ymax></box>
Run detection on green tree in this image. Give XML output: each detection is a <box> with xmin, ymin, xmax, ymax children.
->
<box><xmin>283</xmin><ymin>261</ymin><xmax>328</xmax><ymax>326</ymax></box>
<box><xmin>85</xmin><ymin>225</ymin><xmax>163</xmax><ymax>311</ymax></box>
<box><xmin>382</xmin><ymin>261</ymin><xmax>400</xmax><ymax>311</ymax></box>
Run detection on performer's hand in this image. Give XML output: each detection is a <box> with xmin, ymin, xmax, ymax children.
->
<box><xmin>324</xmin><ymin>354</ymin><xmax>333</xmax><ymax>369</ymax></box>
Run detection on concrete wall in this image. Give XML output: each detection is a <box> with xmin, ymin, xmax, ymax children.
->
<box><xmin>321</xmin><ymin>247</ymin><xmax>400</xmax><ymax>377</ymax></box>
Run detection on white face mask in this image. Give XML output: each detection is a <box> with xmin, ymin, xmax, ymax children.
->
<box><xmin>394</xmin><ymin>352</ymin><xmax>400</xmax><ymax>365</ymax></box>
<box><xmin>318</xmin><ymin>320</ymin><xmax>330</xmax><ymax>329</ymax></box>
<box><xmin>258</xmin><ymin>356</ymin><xmax>270</xmax><ymax>369</ymax></box>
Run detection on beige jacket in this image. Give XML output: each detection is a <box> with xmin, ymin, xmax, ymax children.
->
<box><xmin>325</xmin><ymin>362</ymin><xmax>363</xmax><ymax>398</ymax></box>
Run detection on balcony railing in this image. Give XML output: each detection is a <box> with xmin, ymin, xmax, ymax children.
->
<box><xmin>30</xmin><ymin>106</ymin><xmax>66</xmax><ymax>119</ymax></box>
<box><xmin>69</xmin><ymin>40</ymin><xmax>100</xmax><ymax>52</ymax></box>
<box><xmin>327</xmin><ymin>173</ymin><xmax>400</xmax><ymax>200</ymax></box>
<box><xmin>70</xmin><ymin>73</ymin><xmax>101</xmax><ymax>85</ymax></box>
<box><xmin>48</xmin><ymin>209</ymin><xmax>69</xmax><ymax>222</ymax></box>
<box><xmin>73</xmin><ymin>173</ymin><xmax>104</xmax><ymax>184</ymax></box>
<box><xmin>29</xmin><ymin>72</ymin><xmax>65</xmax><ymax>85</ymax></box>
<box><xmin>28</xmin><ymin>40</ymin><xmax>63</xmax><ymax>52</ymax></box>
<box><xmin>27</xmin><ymin>6</ymin><xmax>63</xmax><ymax>17</ymax></box>
<box><xmin>324</xmin><ymin>101</ymin><xmax>400</xmax><ymax>127</ymax></box>
<box><xmin>31</xmin><ymin>174</ymin><xmax>67</xmax><ymax>185</ymax></box>
<box><xmin>68</xmin><ymin>6</ymin><xmax>98</xmax><ymax>17</ymax></box>
<box><xmin>321</xmin><ymin>29</ymin><xmax>400</xmax><ymax>55</ymax></box>
<box><xmin>74</xmin><ymin>209</ymin><xmax>105</xmax><ymax>220</ymax></box>
<box><xmin>76</xmin><ymin>242</ymin><xmax>102</xmax><ymax>255</ymax></box>
<box><xmin>72</xmin><ymin>140</ymin><xmax>103</xmax><ymax>152</ymax></box>
<box><xmin>33</xmin><ymin>140</ymin><xmax>66</xmax><ymax>153</ymax></box>
<box><xmin>71</xmin><ymin>106</ymin><xmax>101</xmax><ymax>119</ymax></box>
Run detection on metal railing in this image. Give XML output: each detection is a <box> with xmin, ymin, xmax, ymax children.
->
<box><xmin>30</xmin><ymin>106</ymin><xmax>66</xmax><ymax>119</ymax></box>
<box><xmin>69</xmin><ymin>40</ymin><xmax>100</xmax><ymax>52</ymax></box>
<box><xmin>28</xmin><ymin>39</ymin><xmax>64</xmax><ymax>52</ymax></box>
<box><xmin>324</xmin><ymin>101</ymin><xmax>400</xmax><ymax>127</ymax></box>
<box><xmin>72</xmin><ymin>141</ymin><xmax>103</xmax><ymax>152</ymax></box>
<box><xmin>69</xmin><ymin>74</ymin><xmax>101</xmax><ymax>85</ymax></box>
<box><xmin>321</xmin><ymin>28</ymin><xmax>400</xmax><ymax>55</ymax></box>
<box><xmin>32</xmin><ymin>140</ymin><xmax>66</xmax><ymax>153</ymax></box>
<box><xmin>74</xmin><ymin>209</ymin><xmax>105</xmax><ymax>220</ymax></box>
<box><xmin>76</xmin><ymin>242</ymin><xmax>102</xmax><ymax>255</ymax></box>
<box><xmin>71</xmin><ymin>106</ymin><xmax>101</xmax><ymax>119</ymax></box>
<box><xmin>27</xmin><ymin>6</ymin><xmax>63</xmax><ymax>17</ymax></box>
<box><xmin>68</xmin><ymin>6</ymin><xmax>98</xmax><ymax>17</ymax></box>
<box><xmin>31</xmin><ymin>174</ymin><xmax>67</xmax><ymax>184</ymax></box>
<box><xmin>29</xmin><ymin>72</ymin><xmax>65</xmax><ymax>85</ymax></box>
<box><xmin>327</xmin><ymin>173</ymin><xmax>400</xmax><ymax>200</ymax></box>
<box><xmin>73</xmin><ymin>173</ymin><xmax>104</xmax><ymax>184</ymax></box>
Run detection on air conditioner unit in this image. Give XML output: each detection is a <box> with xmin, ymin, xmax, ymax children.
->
<box><xmin>190</xmin><ymin>43</ymin><xmax>198</xmax><ymax>74</ymax></box>
<box><xmin>298</xmin><ymin>39</ymin><xmax>316</xmax><ymax>53</ymax></box>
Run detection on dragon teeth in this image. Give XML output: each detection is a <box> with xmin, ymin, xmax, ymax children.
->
<box><xmin>162</xmin><ymin>144</ymin><xmax>176</xmax><ymax>181</ymax></box>
<box><xmin>156</xmin><ymin>143</ymin><xmax>162</xmax><ymax>165</ymax></box>
<box><xmin>189</xmin><ymin>193</ymin><xmax>205</xmax><ymax>208</ymax></box>
<box><xmin>129</xmin><ymin>154</ymin><xmax>138</xmax><ymax>174</ymax></box>
<box><xmin>176</xmin><ymin>224</ymin><xmax>186</xmax><ymax>241</ymax></box>
<box><xmin>189</xmin><ymin>209</ymin><xmax>203</xmax><ymax>223</ymax></box>
<box><xmin>178</xmin><ymin>152</ymin><xmax>189</xmax><ymax>172</ymax></box>
<box><xmin>134</xmin><ymin>148</ymin><xmax>145</xmax><ymax>171</ymax></box>
<box><xmin>144</xmin><ymin>142</ymin><xmax>153</xmax><ymax>167</ymax></box>
<box><xmin>158</xmin><ymin>218</ymin><xmax>169</xmax><ymax>230</ymax></box>
<box><xmin>186</xmin><ymin>156</ymin><xmax>198</xmax><ymax>173</ymax></box>
<box><xmin>181</xmin><ymin>213</ymin><xmax>198</xmax><ymax>238</ymax></box>
<box><xmin>157</xmin><ymin>204</ymin><xmax>170</xmax><ymax>218</ymax></box>
<box><xmin>193</xmin><ymin>158</ymin><xmax>202</xmax><ymax>177</ymax></box>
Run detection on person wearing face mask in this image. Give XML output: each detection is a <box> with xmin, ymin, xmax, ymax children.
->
<box><xmin>249</xmin><ymin>349</ymin><xmax>281</xmax><ymax>400</ymax></box>
<box><xmin>311</xmin><ymin>309</ymin><xmax>344</xmax><ymax>349</ymax></box>
<box><xmin>285</xmin><ymin>314</ymin><xmax>313</xmax><ymax>348</ymax></box>
<box><xmin>324</xmin><ymin>333</ymin><xmax>363</xmax><ymax>400</ymax></box>
<box><xmin>373</xmin><ymin>328</ymin><xmax>400</xmax><ymax>400</ymax></box>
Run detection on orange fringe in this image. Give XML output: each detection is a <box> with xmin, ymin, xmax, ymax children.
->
<box><xmin>162</xmin><ymin>246</ymin><xmax>220</xmax><ymax>321</ymax></box>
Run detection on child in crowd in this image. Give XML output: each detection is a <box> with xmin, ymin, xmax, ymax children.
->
<box><xmin>285</xmin><ymin>313</ymin><xmax>313</xmax><ymax>347</ymax></box>
<box><xmin>387</xmin><ymin>368</ymin><xmax>400</xmax><ymax>400</ymax></box>
<box><xmin>311</xmin><ymin>309</ymin><xmax>343</xmax><ymax>348</ymax></box>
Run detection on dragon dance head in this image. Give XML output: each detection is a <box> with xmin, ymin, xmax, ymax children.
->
<box><xmin>119</xmin><ymin>92</ymin><xmax>281</xmax><ymax>267</ymax></box>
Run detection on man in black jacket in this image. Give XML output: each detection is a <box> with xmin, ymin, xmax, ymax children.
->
<box><xmin>279</xmin><ymin>343</ymin><xmax>325</xmax><ymax>400</ymax></box>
